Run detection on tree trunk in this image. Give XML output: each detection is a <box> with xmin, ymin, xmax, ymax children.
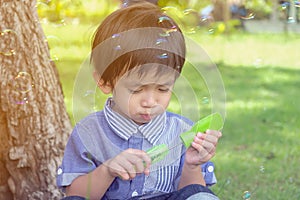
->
<box><xmin>0</xmin><ymin>0</ymin><xmax>72</xmax><ymax>199</ymax></box>
<box><xmin>213</xmin><ymin>0</ymin><xmax>231</xmax><ymax>21</ymax></box>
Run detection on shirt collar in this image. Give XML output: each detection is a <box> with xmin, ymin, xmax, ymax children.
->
<box><xmin>104</xmin><ymin>98</ymin><xmax>166</xmax><ymax>144</ymax></box>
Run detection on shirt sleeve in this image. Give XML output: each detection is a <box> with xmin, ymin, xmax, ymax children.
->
<box><xmin>201</xmin><ymin>161</ymin><xmax>217</xmax><ymax>186</ymax></box>
<box><xmin>56</xmin><ymin>125</ymin><xmax>98</xmax><ymax>189</ymax></box>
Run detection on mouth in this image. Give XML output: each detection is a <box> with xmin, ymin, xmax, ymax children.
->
<box><xmin>140</xmin><ymin>113</ymin><xmax>152</xmax><ymax>121</ymax></box>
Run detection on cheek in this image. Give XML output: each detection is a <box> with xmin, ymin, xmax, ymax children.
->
<box><xmin>160</xmin><ymin>92</ymin><xmax>172</xmax><ymax>103</ymax></box>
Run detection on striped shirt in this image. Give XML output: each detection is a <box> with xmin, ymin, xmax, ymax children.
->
<box><xmin>57</xmin><ymin>98</ymin><xmax>217</xmax><ymax>199</ymax></box>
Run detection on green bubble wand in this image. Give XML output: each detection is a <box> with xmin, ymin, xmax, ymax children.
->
<box><xmin>146</xmin><ymin>112</ymin><xmax>224</xmax><ymax>164</ymax></box>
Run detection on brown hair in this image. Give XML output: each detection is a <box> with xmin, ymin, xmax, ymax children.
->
<box><xmin>91</xmin><ymin>1</ymin><xmax>186</xmax><ymax>88</ymax></box>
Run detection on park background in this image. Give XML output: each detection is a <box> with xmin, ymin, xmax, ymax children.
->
<box><xmin>1</xmin><ymin>0</ymin><xmax>299</xmax><ymax>199</ymax></box>
<box><xmin>42</xmin><ymin>0</ymin><xmax>300</xmax><ymax>199</ymax></box>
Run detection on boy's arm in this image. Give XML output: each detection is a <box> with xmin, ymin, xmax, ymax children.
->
<box><xmin>178</xmin><ymin>163</ymin><xmax>206</xmax><ymax>189</ymax></box>
<box><xmin>178</xmin><ymin>130</ymin><xmax>222</xmax><ymax>189</ymax></box>
<box><xmin>65</xmin><ymin>148</ymin><xmax>151</xmax><ymax>200</ymax></box>
<box><xmin>65</xmin><ymin>163</ymin><xmax>115</xmax><ymax>200</ymax></box>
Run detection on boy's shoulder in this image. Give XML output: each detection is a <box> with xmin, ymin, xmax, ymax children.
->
<box><xmin>75</xmin><ymin>111</ymin><xmax>106</xmax><ymax>129</ymax></box>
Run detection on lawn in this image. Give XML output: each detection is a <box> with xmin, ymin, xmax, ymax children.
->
<box><xmin>42</xmin><ymin>21</ymin><xmax>300</xmax><ymax>199</ymax></box>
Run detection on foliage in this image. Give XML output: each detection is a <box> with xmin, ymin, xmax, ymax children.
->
<box><xmin>245</xmin><ymin>0</ymin><xmax>273</xmax><ymax>19</ymax></box>
<box><xmin>37</xmin><ymin>0</ymin><xmax>119</xmax><ymax>23</ymax></box>
<box><xmin>158</xmin><ymin>0</ymin><xmax>211</xmax><ymax>11</ymax></box>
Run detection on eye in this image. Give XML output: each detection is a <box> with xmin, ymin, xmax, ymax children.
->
<box><xmin>129</xmin><ymin>88</ymin><xmax>143</xmax><ymax>94</ymax></box>
<box><xmin>158</xmin><ymin>87</ymin><xmax>170</xmax><ymax>92</ymax></box>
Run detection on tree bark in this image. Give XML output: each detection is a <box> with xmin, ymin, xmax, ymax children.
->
<box><xmin>0</xmin><ymin>0</ymin><xmax>72</xmax><ymax>199</ymax></box>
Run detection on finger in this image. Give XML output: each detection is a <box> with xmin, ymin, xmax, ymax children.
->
<box><xmin>193</xmin><ymin>136</ymin><xmax>216</xmax><ymax>156</ymax></box>
<box><xmin>205</xmin><ymin>130</ymin><xmax>222</xmax><ymax>138</ymax></box>
<box><xmin>191</xmin><ymin>142</ymin><xmax>210</xmax><ymax>160</ymax></box>
<box><xmin>131</xmin><ymin>158</ymin><xmax>145</xmax><ymax>174</ymax></box>
<box><xmin>196</xmin><ymin>132</ymin><xmax>220</xmax><ymax>146</ymax></box>
<box><xmin>127</xmin><ymin>149</ymin><xmax>151</xmax><ymax>166</ymax></box>
<box><xmin>115</xmin><ymin>159</ymin><xmax>135</xmax><ymax>180</ymax></box>
<box><xmin>120</xmin><ymin>161</ymin><xmax>136</xmax><ymax>180</ymax></box>
<box><xmin>201</xmin><ymin>139</ymin><xmax>216</xmax><ymax>154</ymax></box>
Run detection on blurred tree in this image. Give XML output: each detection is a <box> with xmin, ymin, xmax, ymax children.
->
<box><xmin>245</xmin><ymin>0</ymin><xmax>273</xmax><ymax>19</ymax></box>
<box><xmin>0</xmin><ymin>0</ymin><xmax>72</xmax><ymax>199</ymax></box>
<box><xmin>212</xmin><ymin>0</ymin><xmax>228</xmax><ymax>21</ymax></box>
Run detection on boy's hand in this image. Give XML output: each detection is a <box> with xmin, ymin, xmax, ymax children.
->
<box><xmin>104</xmin><ymin>148</ymin><xmax>151</xmax><ymax>180</ymax></box>
<box><xmin>185</xmin><ymin>130</ymin><xmax>222</xmax><ymax>167</ymax></box>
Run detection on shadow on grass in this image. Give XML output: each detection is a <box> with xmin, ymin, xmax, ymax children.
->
<box><xmin>212</xmin><ymin>63</ymin><xmax>300</xmax><ymax>199</ymax></box>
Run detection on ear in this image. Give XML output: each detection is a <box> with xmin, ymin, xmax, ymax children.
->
<box><xmin>93</xmin><ymin>71</ymin><xmax>112</xmax><ymax>94</ymax></box>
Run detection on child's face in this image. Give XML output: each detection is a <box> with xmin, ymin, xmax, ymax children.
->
<box><xmin>111</xmin><ymin>65</ymin><xmax>176</xmax><ymax>125</ymax></box>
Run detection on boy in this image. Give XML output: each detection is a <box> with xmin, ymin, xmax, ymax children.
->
<box><xmin>57</xmin><ymin>2</ymin><xmax>222</xmax><ymax>200</ymax></box>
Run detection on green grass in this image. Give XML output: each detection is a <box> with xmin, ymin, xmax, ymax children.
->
<box><xmin>42</xmin><ymin>22</ymin><xmax>300</xmax><ymax>199</ymax></box>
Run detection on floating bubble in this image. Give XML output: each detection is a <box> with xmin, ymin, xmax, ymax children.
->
<box><xmin>253</xmin><ymin>58</ymin><xmax>262</xmax><ymax>68</ymax></box>
<box><xmin>112</xmin><ymin>34</ymin><xmax>122</xmax><ymax>50</ymax></box>
<box><xmin>53</xmin><ymin>19</ymin><xmax>67</xmax><ymax>27</ymax></box>
<box><xmin>8</xmin><ymin>91</ymin><xmax>29</xmax><ymax>105</ymax></box>
<box><xmin>201</xmin><ymin>97</ymin><xmax>209</xmax><ymax>104</ymax></box>
<box><xmin>280</xmin><ymin>3</ymin><xmax>289</xmax><ymax>10</ymax></box>
<box><xmin>84</xmin><ymin>90</ymin><xmax>95</xmax><ymax>97</ymax></box>
<box><xmin>155</xmin><ymin>38</ymin><xmax>168</xmax><ymax>45</ymax></box>
<box><xmin>0</xmin><ymin>29</ymin><xmax>18</xmax><ymax>56</ymax></box>
<box><xmin>8</xmin><ymin>72</ymin><xmax>35</xmax><ymax>105</ymax></box>
<box><xmin>158</xmin><ymin>16</ymin><xmax>172</xmax><ymax>23</ymax></box>
<box><xmin>242</xmin><ymin>191</ymin><xmax>251</xmax><ymax>200</ymax></box>
<box><xmin>240</xmin><ymin>13</ymin><xmax>255</xmax><ymax>20</ymax></box>
<box><xmin>11</xmin><ymin>72</ymin><xmax>34</xmax><ymax>93</ymax></box>
<box><xmin>183</xmin><ymin>9</ymin><xmax>199</xmax><ymax>34</ymax></box>
<box><xmin>112</xmin><ymin>33</ymin><xmax>121</xmax><ymax>39</ymax></box>
<box><xmin>114</xmin><ymin>45</ymin><xmax>122</xmax><ymax>50</ymax></box>
<box><xmin>45</xmin><ymin>35</ymin><xmax>61</xmax><ymax>47</ymax></box>
<box><xmin>161</xmin><ymin>6</ymin><xmax>181</xmax><ymax>17</ymax></box>
<box><xmin>159</xmin><ymin>26</ymin><xmax>178</xmax><ymax>37</ymax></box>
<box><xmin>45</xmin><ymin>35</ymin><xmax>61</xmax><ymax>61</ymax></box>
<box><xmin>287</xmin><ymin>17</ymin><xmax>296</xmax><ymax>23</ymax></box>
<box><xmin>226</xmin><ymin>178</ymin><xmax>231</xmax><ymax>185</ymax></box>
<box><xmin>157</xmin><ymin>53</ymin><xmax>168</xmax><ymax>59</ymax></box>
<box><xmin>16</xmin><ymin>97</ymin><xmax>29</xmax><ymax>105</ymax></box>
<box><xmin>208</xmin><ymin>29</ymin><xmax>215</xmax><ymax>34</ymax></box>
<box><xmin>36</xmin><ymin>0</ymin><xmax>50</xmax><ymax>10</ymax></box>
<box><xmin>158</xmin><ymin>15</ymin><xmax>178</xmax><ymax>37</ymax></box>
<box><xmin>259</xmin><ymin>165</ymin><xmax>265</xmax><ymax>173</ymax></box>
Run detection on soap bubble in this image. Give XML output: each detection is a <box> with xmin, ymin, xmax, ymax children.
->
<box><xmin>158</xmin><ymin>16</ymin><xmax>178</xmax><ymax>37</ymax></box>
<box><xmin>84</xmin><ymin>90</ymin><xmax>95</xmax><ymax>97</ymax></box>
<box><xmin>259</xmin><ymin>165</ymin><xmax>265</xmax><ymax>173</ymax></box>
<box><xmin>45</xmin><ymin>35</ymin><xmax>61</xmax><ymax>61</ymax></box>
<box><xmin>201</xmin><ymin>97</ymin><xmax>209</xmax><ymax>105</ymax></box>
<box><xmin>112</xmin><ymin>33</ymin><xmax>121</xmax><ymax>39</ymax></box>
<box><xmin>11</xmin><ymin>72</ymin><xmax>34</xmax><ymax>93</ymax></box>
<box><xmin>155</xmin><ymin>38</ymin><xmax>168</xmax><ymax>46</ymax></box>
<box><xmin>242</xmin><ymin>191</ymin><xmax>251</xmax><ymax>200</ymax></box>
<box><xmin>183</xmin><ymin>9</ymin><xmax>199</xmax><ymax>34</ymax></box>
<box><xmin>0</xmin><ymin>29</ymin><xmax>18</xmax><ymax>56</ymax></box>
<box><xmin>157</xmin><ymin>53</ymin><xmax>168</xmax><ymax>59</ymax></box>
<box><xmin>240</xmin><ymin>13</ymin><xmax>255</xmax><ymax>20</ymax></box>
<box><xmin>8</xmin><ymin>72</ymin><xmax>34</xmax><ymax>105</ymax></box>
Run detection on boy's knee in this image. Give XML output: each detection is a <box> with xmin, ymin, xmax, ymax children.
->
<box><xmin>61</xmin><ymin>196</ymin><xmax>86</xmax><ymax>200</ymax></box>
<box><xmin>186</xmin><ymin>192</ymin><xmax>220</xmax><ymax>200</ymax></box>
<box><xmin>177</xmin><ymin>184</ymin><xmax>219</xmax><ymax>200</ymax></box>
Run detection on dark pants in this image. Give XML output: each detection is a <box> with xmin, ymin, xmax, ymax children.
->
<box><xmin>61</xmin><ymin>184</ymin><xmax>218</xmax><ymax>200</ymax></box>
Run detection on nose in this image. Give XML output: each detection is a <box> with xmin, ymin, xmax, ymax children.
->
<box><xmin>141</xmin><ymin>91</ymin><xmax>156</xmax><ymax>108</ymax></box>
